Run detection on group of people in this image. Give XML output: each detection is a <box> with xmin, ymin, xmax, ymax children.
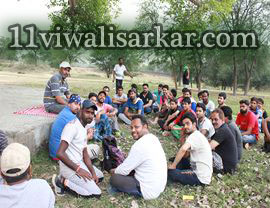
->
<box><xmin>1</xmin><ymin>59</ymin><xmax>269</xmax><ymax>207</ymax></box>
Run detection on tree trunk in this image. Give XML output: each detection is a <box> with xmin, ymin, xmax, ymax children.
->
<box><xmin>169</xmin><ymin>55</ymin><xmax>178</xmax><ymax>90</ymax></box>
<box><xmin>106</xmin><ymin>68</ymin><xmax>111</xmax><ymax>78</ymax></box>
<box><xmin>195</xmin><ymin>70</ymin><xmax>202</xmax><ymax>91</ymax></box>
<box><xmin>178</xmin><ymin>64</ymin><xmax>183</xmax><ymax>87</ymax></box>
<box><xmin>232</xmin><ymin>50</ymin><xmax>237</xmax><ymax>96</ymax></box>
<box><xmin>244</xmin><ymin>76</ymin><xmax>251</xmax><ymax>96</ymax></box>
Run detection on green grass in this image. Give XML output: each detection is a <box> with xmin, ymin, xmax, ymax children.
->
<box><xmin>2</xmin><ymin>67</ymin><xmax>270</xmax><ymax>207</ymax></box>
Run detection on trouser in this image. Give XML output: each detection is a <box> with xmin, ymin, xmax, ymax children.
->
<box><xmin>171</xmin><ymin>125</ymin><xmax>182</xmax><ymax>139</ymax></box>
<box><xmin>144</xmin><ymin>106</ymin><xmax>152</xmax><ymax>114</ymax></box>
<box><xmin>158</xmin><ymin>120</ymin><xmax>166</xmax><ymax>130</ymax></box>
<box><xmin>118</xmin><ymin>113</ymin><xmax>131</xmax><ymax>125</ymax></box>
<box><xmin>109</xmin><ymin>174</ymin><xmax>142</xmax><ymax>197</ymax></box>
<box><xmin>45</xmin><ymin>104</ymin><xmax>65</xmax><ymax>114</ymax></box>
<box><xmin>242</xmin><ymin>134</ymin><xmax>257</xmax><ymax>144</ymax></box>
<box><xmin>112</xmin><ymin>104</ymin><xmax>125</xmax><ymax>114</ymax></box>
<box><xmin>94</xmin><ymin>114</ymin><xmax>112</xmax><ymax>141</ymax></box>
<box><xmin>109</xmin><ymin>115</ymin><xmax>120</xmax><ymax>131</ymax></box>
<box><xmin>116</xmin><ymin>79</ymin><xmax>123</xmax><ymax>93</ymax></box>
<box><xmin>167</xmin><ymin>158</ymin><xmax>203</xmax><ymax>186</ymax></box>
<box><xmin>61</xmin><ymin>161</ymin><xmax>104</xmax><ymax>197</ymax></box>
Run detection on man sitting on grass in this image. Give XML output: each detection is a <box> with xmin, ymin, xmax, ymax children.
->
<box><xmin>109</xmin><ymin>115</ymin><xmax>167</xmax><ymax>200</ymax></box>
<box><xmin>139</xmin><ymin>83</ymin><xmax>154</xmax><ymax>114</ymax></box>
<box><xmin>210</xmin><ymin>109</ymin><xmax>238</xmax><ymax>174</ymax></box>
<box><xmin>112</xmin><ymin>86</ymin><xmax>128</xmax><ymax>114</ymax></box>
<box><xmin>103</xmin><ymin>86</ymin><xmax>113</xmax><ymax>105</ymax></box>
<box><xmin>118</xmin><ymin>89</ymin><xmax>144</xmax><ymax>125</ymax></box>
<box><xmin>177</xmin><ymin>88</ymin><xmax>197</xmax><ymax>112</ymax></box>
<box><xmin>53</xmin><ymin>102</ymin><xmax>104</xmax><ymax>197</ymax></box>
<box><xmin>262</xmin><ymin>117</ymin><xmax>270</xmax><ymax>153</ymax></box>
<box><xmin>236</xmin><ymin>100</ymin><xmax>259</xmax><ymax>149</ymax></box>
<box><xmin>200</xmin><ymin>90</ymin><xmax>215</xmax><ymax>118</ymax></box>
<box><xmin>168</xmin><ymin>112</ymin><xmax>213</xmax><ymax>186</ymax></box>
<box><xmin>217</xmin><ymin>92</ymin><xmax>227</xmax><ymax>108</ymax></box>
<box><xmin>0</xmin><ymin>143</ymin><xmax>55</xmax><ymax>207</ymax></box>
<box><xmin>196</xmin><ymin>103</ymin><xmax>215</xmax><ymax>141</ymax></box>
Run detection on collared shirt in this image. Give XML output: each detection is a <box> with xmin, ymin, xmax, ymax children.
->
<box><xmin>43</xmin><ymin>72</ymin><xmax>70</xmax><ymax>107</ymax></box>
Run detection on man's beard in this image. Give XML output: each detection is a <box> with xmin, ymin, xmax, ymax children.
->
<box><xmin>240</xmin><ymin>109</ymin><xmax>247</xmax><ymax>114</ymax></box>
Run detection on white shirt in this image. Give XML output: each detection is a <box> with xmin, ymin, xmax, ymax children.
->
<box><xmin>115</xmin><ymin>133</ymin><xmax>167</xmax><ymax>200</ymax></box>
<box><xmin>60</xmin><ymin>118</ymin><xmax>88</xmax><ymax>178</ymax></box>
<box><xmin>198</xmin><ymin>117</ymin><xmax>215</xmax><ymax>139</ymax></box>
<box><xmin>114</xmin><ymin>64</ymin><xmax>127</xmax><ymax>80</ymax></box>
<box><xmin>114</xmin><ymin>93</ymin><xmax>128</xmax><ymax>100</ymax></box>
<box><xmin>0</xmin><ymin>179</ymin><xmax>55</xmax><ymax>208</ymax></box>
<box><xmin>185</xmin><ymin>130</ymin><xmax>213</xmax><ymax>185</ymax></box>
<box><xmin>206</xmin><ymin>100</ymin><xmax>215</xmax><ymax>113</ymax></box>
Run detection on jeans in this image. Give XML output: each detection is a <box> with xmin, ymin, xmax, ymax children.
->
<box><xmin>116</xmin><ymin>79</ymin><xmax>123</xmax><ymax>93</ymax></box>
<box><xmin>144</xmin><ymin>106</ymin><xmax>152</xmax><ymax>114</ymax></box>
<box><xmin>167</xmin><ymin>158</ymin><xmax>203</xmax><ymax>186</ymax></box>
<box><xmin>240</xmin><ymin>130</ymin><xmax>257</xmax><ymax>144</ymax></box>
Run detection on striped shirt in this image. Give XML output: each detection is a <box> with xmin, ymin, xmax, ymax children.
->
<box><xmin>43</xmin><ymin>72</ymin><xmax>70</xmax><ymax>107</ymax></box>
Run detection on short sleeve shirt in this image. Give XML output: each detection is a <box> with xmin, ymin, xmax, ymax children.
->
<box><xmin>43</xmin><ymin>72</ymin><xmax>70</xmax><ymax>107</ymax></box>
<box><xmin>105</xmin><ymin>96</ymin><xmax>112</xmax><ymax>105</ymax></box>
<box><xmin>96</xmin><ymin>103</ymin><xmax>114</xmax><ymax>114</ymax></box>
<box><xmin>126</xmin><ymin>98</ymin><xmax>144</xmax><ymax>115</ymax></box>
<box><xmin>114</xmin><ymin>93</ymin><xmax>128</xmax><ymax>100</ymax></box>
<box><xmin>114</xmin><ymin>64</ymin><xmax>126</xmax><ymax>80</ymax></box>
<box><xmin>211</xmin><ymin>123</ymin><xmax>238</xmax><ymax>172</ymax></box>
<box><xmin>235</xmin><ymin>111</ymin><xmax>259</xmax><ymax>139</ymax></box>
<box><xmin>139</xmin><ymin>91</ymin><xmax>153</xmax><ymax>105</ymax></box>
<box><xmin>198</xmin><ymin>117</ymin><xmax>215</xmax><ymax>139</ymax></box>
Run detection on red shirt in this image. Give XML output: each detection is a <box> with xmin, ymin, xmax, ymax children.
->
<box><xmin>236</xmin><ymin>111</ymin><xmax>259</xmax><ymax>140</ymax></box>
<box><xmin>174</xmin><ymin>109</ymin><xmax>196</xmax><ymax>125</ymax></box>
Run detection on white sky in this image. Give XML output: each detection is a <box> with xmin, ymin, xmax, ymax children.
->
<box><xmin>0</xmin><ymin>0</ymin><xmax>140</xmax><ymax>36</ymax></box>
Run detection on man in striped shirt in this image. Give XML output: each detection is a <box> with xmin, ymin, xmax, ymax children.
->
<box><xmin>43</xmin><ymin>61</ymin><xmax>71</xmax><ymax>114</ymax></box>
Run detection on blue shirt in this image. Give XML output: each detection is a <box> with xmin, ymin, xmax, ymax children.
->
<box><xmin>105</xmin><ymin>96</ymin><xmax>112</xmax><ymax>105</ymax></box>
<box><xmin>49</xmin><ymin>106</ymin><xmax>76</xmax><ymax>158</ymax></box>
<box><xmin>125</xmin><ymin>98</ymin><xmax>144</xmax><ymax>115</ymax></box>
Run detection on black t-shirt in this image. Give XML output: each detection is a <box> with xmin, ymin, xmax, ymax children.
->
<box><xmin>139</xmin><ymin>91</ymin><xmax>153</xmax><ymax>105</ymax></box>
<box><xmin>263</xmin><ymin>111</ymin><xmax>268</xmax><ymax>119</ymax></box>
<box><xmin>183</xmin><ymin>70</ymin><xmax>189</xmax><ymax>85</ymax></box>
<box><xmin>211</xmin><ymin>123</ymin><xmax>238</xmax><ymax>173</ymax></box>
<box><xmin>166</xmin><ymin>106</ymin><xmax>182</xmax><ymax>124</ymax></box>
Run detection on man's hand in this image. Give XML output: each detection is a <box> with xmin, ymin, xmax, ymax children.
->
<box><xmin>168</xmin><ymin>163</ymin><xmax>177</xmax><ymax>169</ymax></box>
<box><xmin>77</xmin><ymin>168</ymin><xmax>92</xmax><ymax>181</ymax></box>
<box><xmin>87</xmin><ymin>128</ymin><xmax>94</xmax><ymax>141</ymax></box>
<box><xmin>92</xmin><ymin>174</ymin><xmax>99</xmax><ymax>184</ymax></box>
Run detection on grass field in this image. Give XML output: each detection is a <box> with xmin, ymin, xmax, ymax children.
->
<box><xmin>1</xmin><ymin>63</ymin><xmax>270</xmax><ymax>207</ymax></box>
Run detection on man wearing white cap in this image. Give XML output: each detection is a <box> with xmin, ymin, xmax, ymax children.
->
<box><xmin>43</xmin><ymin>61</ymin><xmax>72</xmax><ymax>114</ymax></box>
<box><xmin>0</xmin><ymin>143</ymin><xmax>55</xmax><ymax>208</ymax></box>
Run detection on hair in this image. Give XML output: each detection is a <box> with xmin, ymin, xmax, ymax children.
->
<box><xmin>218</xmin><ymin>92</ymin><xmax>227</xmax><ymax>100</ymax></box>
<box><xmin>118</xmin><ymin>57</ymin><xmax>123</xmax><ymax>61</ymax></box>
<box><xmin>211</xmin><ymin>108</ymin><xmax>225</xmax><ymax>121</ymax></box>
<box><xmin>88</xmin><ymin>92</ymin><xmax>98</xmax><ymax>100</ymax></box>
<box><xmin>142</xmin><ymin>83</ymin><xmax>149</xmax><ymax>88</ymax></box>
<box><xmin>196</xmin><ymin>102</ymin><xmax>206</xmax><ymax>112</ymax></box>
<box><xmin>131</xmin><ymin>84</ymin><xmax>137</xmax><ymax>89</ymax></box>
<box><xmin>103</xmin><ymin>86</ymin><xmax>110</xmax><ymax>90</ymax></box>
<box><xmin>239</xmin><ymin>99</ymin><xmax>250</xmax><ymax>106</ymax></box>
<box><xmin>98</xmin><ymin>91</ymin><xmax>106</xmax><ymax>96</ymax></box>
<box><xmin>220</xmin><ymin>106</ymin><xmax>233</xmax><ymax>120</ymax></box>
<box><xmin>257</xmin><ymin>98</ymin><xmax>264</xmax><ymax>104</ymax></box>
<box><xmin>2</xmin><ymin>166</ymin><xmax>30</xmax><ymax>184</ymax></box>
<box><xmin>250</xmin><ymin>97</ymin><xmax>259</xmax><ymax>103</ymax></box>
<box><xmin>171</xmin><ymin>89</ymin><xmax>177</xmax><ymax>97</ymax></box>
<box><xmin>170</xmin><ymin>98</ymin><xmax>178</xmax><ymax>104</ymax></box>
<box><xmin>182</xmin><ymin>97</ymin><xmax>191</xmax><ymax>104</ymax></box>
<box><xmin>117</xmin><ymin>86</ymin><xmax>123</xmax><ymax>91</ymax></box>
<box><xmin>182</xmin><ymin>88</ymin><xmax>191</xmax><ymax>95</ymax></box>
<box><xmin>197</xmin><ymin>91</ymin><xmax>203</xmax><ymax>98</ymax></box>
<box><xmin>181</xmin><ymin>112</ymin><xmax>197</xmax><ymax>124</ymax></box>
<box><xmin>162</xmin><ymin>84</ymin><xmax>169</xmax><ymax>90</ymax></box>
<box><xmin>158</xmin><ymin>84</ymin><xmax>163</xmax><ymax>88</ymax></box>
<box><xmin>201</xmin><ymin>90</ymin><xmax>209</xmax><ymax>96</ymax></box>
<box><xmin>131</xmin><ymin>115</ymin><xmax>148</xmax><ymax>126</ymax></box>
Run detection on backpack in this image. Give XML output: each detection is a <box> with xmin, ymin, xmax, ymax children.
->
<box><xmin>102</xmin><ymin>136</ymin><xmax>125</xmax><ymax>172</ymax></box>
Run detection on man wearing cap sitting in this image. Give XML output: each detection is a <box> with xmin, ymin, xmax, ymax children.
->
<box><xmin>52</xmin><ymin>99</ymin><xmax>104</xmax><ymax>197</ymax></box>
<box><xmin>0</xmin><ymin>143</ymin><xmax>55</xmax><ymax>207</ymax></box>
<box><xmin>43</xmin><ymin>61</ymin><xmax>72</xmax><ymax>114</ymax></box>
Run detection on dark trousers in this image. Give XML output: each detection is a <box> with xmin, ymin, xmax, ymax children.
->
<box><xmin>116</xmin><ymin>79</ymin><xmax>123</xmax><ymax>93</ymax></box>
<box><xmin>168</xmin><ymin>158</ymin><xmax>203</xmax><ymax>186</ymax></box>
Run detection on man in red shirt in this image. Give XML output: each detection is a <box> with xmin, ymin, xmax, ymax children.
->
<box><xmin>236</xmin><ymin>99</ymin><xmax>259</xmax><ymax>149</ymax></box>
<box><xmin>169</xmin><ymin>97</ymin><xmax>196</xmax><ymax>140</ymax></box>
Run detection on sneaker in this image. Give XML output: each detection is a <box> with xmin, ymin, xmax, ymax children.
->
<box><xmin>52</xmin><ymin>174</ymin><xmax>65</xmax><ymax>196</ymax></box>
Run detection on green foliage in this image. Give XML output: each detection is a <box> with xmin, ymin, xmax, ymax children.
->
<box><xmin>0</xmin><ymin>37</ymin><xmax>18</xmax><ymax>61</ymax></box>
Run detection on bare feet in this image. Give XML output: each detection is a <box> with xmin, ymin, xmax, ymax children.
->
<box><xmin>244</xmin><ymin>143</ymin><xmax>250</xmax><ymax>150</ymax></box>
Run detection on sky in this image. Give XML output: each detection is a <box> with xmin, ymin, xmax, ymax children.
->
<box><xmin>0</xmin><ymin>0</ymin><xmax>141</xmax><ymax>36</ymax></box>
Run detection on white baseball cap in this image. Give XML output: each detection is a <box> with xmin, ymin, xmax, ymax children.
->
<box><xmin>59</xmin><ymin>61</ymin><xmax>71</xmax><ymax>69</ymax></box>
<box><xmin>1</xmin><ymin>143</ymin><xmax>31</xmax><ymax>177</ymax></box>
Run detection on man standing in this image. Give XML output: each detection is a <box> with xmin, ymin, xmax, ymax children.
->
<box><xmin>112</xmin><ymin>86</ymin><xmax>128</xmax><ymax>114</ymax></box>
<box><xmin>236</xmin><ymin>100</ymin><xmax>259</xmax><ymax>149</ymax></box>
<box><xmin>49</xmin><ymin>94</ymin><xmax>81</xmax><ymax>160</ymax></box>
<box><xmin>200</xmin><ymin>90</ymin><xmax>215</xmax><ymax>118</ymax></box>
<box><xmin>182</xmin><ymin>64</ymin><xmax>190</xmax><ymax>88</ymax></box>
<box><xmin>168</xmin><ymin>112</ymin><xmax>213</xmax><ymax>186</ymax></box>
<box><xmin>112</xmin><ymin>57</ymin><xmax>133</xmax><ymax>92</ymax></box>
<box><xmin>53</xmin><ymin>102</ymin><xmax>104</xmax><ymax>197</ymax></box>
<box><xmin>217</xmin><ymin>92</ymin><xmax>227</xmax><ymax>108</ymax></box>
<box><xmin>210</xmin><ymin>109</ymin><xmax>238</xmax><ymax>174</ymax></box>
<box><xmin>109</xmin><ymin>115</ymin><xmax>167</xmax><ymax>200</ymax></box>
<box><xmin>0</xmin><ymin>143</ymin><xmax>55</xmax><ymax>207</ymax></box>
<box><xmin>139</xmin><ymin>83</ymin><xmax>154</xmax><ymax>114</ymax></box>
<box><xmin>118</xmin><ymin>89</ymin><xmax>144</xmax><ymax>125</ymax></box>
<box><xmin>220</xmin><ymin>106</ymin><xmax>243</xmax><ymax>162</ymax></box>
<box><xmin>44</xmin><ymin>61</ymin><xmax>71</xmax><ymax>114</ymax></box>
<box><xmin>196</xmin><ymin>103</ymin><xmax>215</xmax><ymax>140</ymax></box>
